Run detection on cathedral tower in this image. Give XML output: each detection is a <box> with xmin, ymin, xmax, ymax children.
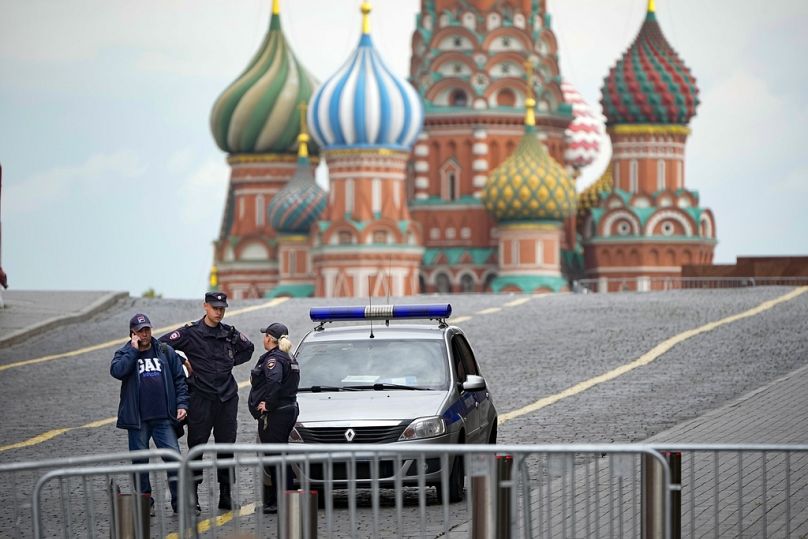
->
<box><xmin>408</xmin><ymin>0</ymin><xmax>575</xmax><ymax>292</ymax></box>
<box><xmin>308</xmin><ymin>3</ymin><xmax>425</xmax><ymax>298</ymax></box>
<box><xmin>209</xmin><ymin>0</ymin><xmax>319</xmax><ymax>298</ymax></box>
<box><xmin>582</xmin><ymin>0</ymin><xmax>717</xmax><ymax>291</ymax></box>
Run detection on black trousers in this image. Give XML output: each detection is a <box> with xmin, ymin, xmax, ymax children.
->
<box><xmin>187</xmin><ymin>392</ymin><xmax>238</xmax><ymax>484</ymax></box>
<box><xmin>258</xmin><ymin>404</ymin><xmax>299</xmax><ymax>504</ymax></box>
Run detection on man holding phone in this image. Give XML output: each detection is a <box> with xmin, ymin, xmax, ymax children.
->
<box><xmin>111</xmin><ymin>313</ymin><xmax>189</xmax><ymax>514</ymax></box>
<box><xmin>159</xmin><ymin>292</ymin><xmax>254</xmax><ymax>511</ymax></box>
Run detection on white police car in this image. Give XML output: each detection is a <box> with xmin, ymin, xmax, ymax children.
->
<box><xmin>289</xmin><ymin>304</ymin><xmax>497</xmax><ymax>502</ymax></box>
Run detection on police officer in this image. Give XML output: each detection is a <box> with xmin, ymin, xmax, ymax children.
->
<box><xmin>248</xmin><ymin>322</ymin><xmax>300</xmax><ymax>514</ymax></box>
<box><xmin>159</xmin><ymin>292</ymin><xmax>254</xmax><ymax>511</ymax></box>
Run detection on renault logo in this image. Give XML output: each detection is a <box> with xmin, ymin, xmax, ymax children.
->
<box><xmin>344</xmin><ymin>428</ymin><xmax>356</xmax><ymax>442</ymax></box>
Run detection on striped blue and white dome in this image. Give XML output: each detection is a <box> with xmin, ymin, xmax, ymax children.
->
<box><xmin>308</xmin><ymin>3</ymin><xmax>423</xmax><ymax>151</ymax></box>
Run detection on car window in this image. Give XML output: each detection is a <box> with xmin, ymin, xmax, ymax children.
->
<box><xmin>453</xmin><ymin>335</ymin><xmax>479</xmax><ymax>377</ymax></box>
<box><xmin>450</xmin><ymin>336</ymin><xmax>467</xmax><ymax>382</ymax></box>
<box><xmin>296</xmin><ymin>339</ymin><xmax>449</xmax><ymax>389</ymax></box>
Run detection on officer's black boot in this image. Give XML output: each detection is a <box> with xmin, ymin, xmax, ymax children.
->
<box><xmin>218</xmin><ymin>483</ymin><xmax>232</xmax><ymax>510</ymax></box>
<box><xmin>262</xmin><ymin>485</ymin><xmax>277</xmax><ymax>514</ymax></box>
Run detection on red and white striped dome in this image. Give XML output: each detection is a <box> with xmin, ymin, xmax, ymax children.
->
<box><xmin>561</xmin><ymin>81</ymin><xmax>605</xmax><ymax>170</ymax></box>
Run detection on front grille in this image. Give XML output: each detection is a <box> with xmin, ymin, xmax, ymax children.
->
<box><xmin>297</xmin><ymin>424</ymin><xmax>407</xmax><ymax>444</ymax></box>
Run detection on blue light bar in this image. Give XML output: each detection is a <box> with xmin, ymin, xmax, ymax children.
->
<box><xmin>310</xmin><ymin>304</ymin><xmax>452</xmax><ymax>322</ymax></box>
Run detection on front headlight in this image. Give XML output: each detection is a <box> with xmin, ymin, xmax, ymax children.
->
<box><xmin>399</xmin><ymin>416</ymin><xmax>446</xmax><ymax>441</ymax></box>
<box><xmin>289</xmin><ymin>424</ymin><xmax>303</xmax><ymax>443</ymax></box>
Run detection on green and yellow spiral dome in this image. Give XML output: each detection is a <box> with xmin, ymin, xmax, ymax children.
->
<box><xmin>483</xmin><ymin>99</ymin><xmax>576</xmax><ymax>222</ymax></box>
<box><xmin>210</xmin><ymin>1</ymin><xmax>318</xmax><ymax>155</ymax></box>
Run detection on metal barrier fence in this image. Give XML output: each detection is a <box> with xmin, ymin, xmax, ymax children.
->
<box><xmin>573</xmin><ymin>276</ymin><xmax>808</xmax><ymax>293</ymax></box>
<box><xmin>3</xmin><ymin>443</ymin><xmax>807</xmax><ymax>538</ymax></box>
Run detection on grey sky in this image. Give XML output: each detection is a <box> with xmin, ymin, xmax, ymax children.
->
<box><xmin>1</xmin><ymin>0</ymin><xmax>806</xmax><ymax>298</ymax></box>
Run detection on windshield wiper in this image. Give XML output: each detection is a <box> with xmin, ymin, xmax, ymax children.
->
<box><xmin>342</xmin><ymin>383</ymin><xmax>429</xmax><ymax>391</ymax></box>
<box><xmin>298</xmin><ymin>385</ymin><xmax>360</xmax><ymax>393</ymax></box>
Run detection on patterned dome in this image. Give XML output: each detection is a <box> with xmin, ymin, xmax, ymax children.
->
<box><xmin>210</xmin><ymin>1</ymin><xmax>318</xmax><ymax>154</ymax></box>
<box><xmin>308</xmin><ymin>3</ymin><xmax>423</xmax><ymax>151</ymax></box>
<box><xmin>483</xmin><ymin>99</ymin><xmax>576</xmax><ymax>222</ymax></box>
<box><xmin>267</xmin><ymin>134</ymin><xmax>327</xmax><ymax>234</ymax></box>
<box><xmin>562</xmin><ymin>81</ymin><xmax>605</xmax><ymax>169</ymax></box>
<box><xmin>577</xmin><ymin>168</ymin><xmax>613</xmax><ymax>220</ymax></box>
<box><xmin>600</xmin><ymin>1</ymin><xmax>699</xmax><ymax>126</ymax></box>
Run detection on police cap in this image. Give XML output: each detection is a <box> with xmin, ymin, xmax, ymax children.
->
<box><xmin>204</xmin><ymin>291</ymin><xmax>228</xmax><ymax>308</ymax></box>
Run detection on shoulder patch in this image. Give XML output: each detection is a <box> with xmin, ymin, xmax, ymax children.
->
<box><xmin>169</xmin><ymin>331</ymin><xmax>181</xmax><ymax>340</ymax></box>
<box><xmin>266</xmin><ymin>359</ymin><xmax>277</xmax><ymax>370</ymax></box>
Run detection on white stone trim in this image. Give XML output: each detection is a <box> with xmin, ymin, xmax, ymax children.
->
<box><xmin>601</xmin><ymin>209</ymin><xmax>641</xmax><ymax>237</ymax></box>
<box><xmin>645</xmin><ymin>209</ymin><xmax>694</xmax><ymax>237</ymax></box>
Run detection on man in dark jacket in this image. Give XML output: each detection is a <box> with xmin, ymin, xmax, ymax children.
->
<box><xmin>111</xmin><ymin>313</ymin><xmax>189</xmax><ymax>514</ymax></box>
<box><xmin>159</xmin><ymin>292</ymin><xmax>254</xmax><ymax>511</ymax></box>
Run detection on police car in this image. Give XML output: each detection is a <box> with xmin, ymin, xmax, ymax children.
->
<box><xmin>289</xmin><ymin>304</ymin><xmax>497</xmax><ymax>502</ymax></box>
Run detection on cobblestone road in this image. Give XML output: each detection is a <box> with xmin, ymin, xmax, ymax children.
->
<box><xmin>1</xmin><ymin>288</ymin><xmax>806</xmax><ymax>537</ymax></box>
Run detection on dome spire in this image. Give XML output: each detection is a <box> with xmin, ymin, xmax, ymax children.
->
<box><xmin>524</xmin><ymin>60</ymin><xmax>536</xmax><ymax>132</ymax></box>
<box><xmin>297</xmin><ymin>101</ymin><xmax>310</xmax><ymax>160</ymax></box>
<box><xmin>270</xmin><ymin>0</ymin><xmax>281</xmax><ymax>30</ymax></box>
<box><xmin>647</xmin><ymin>0</ymin><xmax>655</xmax><ymax>13</ymax></box>
<box><xmin>361</xmin><ymin>2</ymin><xmax>372</xmax><ymax>35</ymax></box>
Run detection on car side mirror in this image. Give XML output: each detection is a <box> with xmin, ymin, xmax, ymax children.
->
<box><xmin>463</xmin><ymin>374</ymin><xmax>486</xmax><ymax>391</ymax></box>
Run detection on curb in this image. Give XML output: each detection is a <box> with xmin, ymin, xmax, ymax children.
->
<box><xmin>0</xmin><ymin>291</ymin><xmax>130</xmax><ymax>348</ymax></box>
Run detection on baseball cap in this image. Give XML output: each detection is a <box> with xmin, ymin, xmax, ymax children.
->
<box><xmin>204</xmin><ymin>291</ymin><xmax>228</xmax><ymax>308</ymax></box>
<box><xmin>129</xmin><ymin>313</ymin><xmax>152</xmax><ymax>332</ymax></box>
<box><xmin>260</xmin><ymin>322</ymin><xmax>289</xmax><ymax>339</ymax></box>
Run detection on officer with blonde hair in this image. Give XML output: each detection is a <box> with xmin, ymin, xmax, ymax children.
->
<box><xmin>248</xmin><ymin>322</ymin><xmax>300</xmax><ymax>514</ymax></box>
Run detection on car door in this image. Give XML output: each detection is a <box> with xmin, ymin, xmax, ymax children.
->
<box><xmin>461</xmin><ymin>336</ymin><xmax>494</xmax><ymax>443</ymax></box>
<box><xmin>451</xmin><ymin>334</ymin><xmax>482</xmax><ymax>442</ymax></box>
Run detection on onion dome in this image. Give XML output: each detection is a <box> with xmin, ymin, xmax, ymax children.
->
<box><xmin>267</xmin><ymin>108</ymin><xmax>327</xmax><ymax>234</ymax></box>
<box><xmin>483</xmin><ymin>93</ymin><xmax>576</xmax><ymax>222</ymax></box>
<box><xmin>308</xmin><ymin>3</ymin><xmax>423</xmax><ymax>151</ymax></box>
<box><xmin>562</xmin><ymin>81</ymin><xmax>605</xmax><ymax>169</ymax></box>
<box><xmin>210</xmin><ymin>0</ymin><xmax>319</xmax><ymax>154</ymax></box>
<box><xmin>577</xmin><ymin>168</ymin><xmax>613</xmax><ymax>221</ymax></box>
<box><xmin>600</xmin><ymin>0</ymin><xmax>699</xmax><ymax>126</ymax></box>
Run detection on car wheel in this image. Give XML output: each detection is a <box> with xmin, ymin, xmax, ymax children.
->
<box><xmin>488</xmin><ymin>422</ymin><xmax>497</xmax><ymax>444</ymax></box>
<box><xmin>436</xmin><ymin>453</ymin><xmax>465</xmax><ymax>503</ymax></box>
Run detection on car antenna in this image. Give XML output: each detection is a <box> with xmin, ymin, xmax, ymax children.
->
<box><xmin>368</xmin><ymin>280</ymin><xmax>375</xmax><ymax>339</ymax></box>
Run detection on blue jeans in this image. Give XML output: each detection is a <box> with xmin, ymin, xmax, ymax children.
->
<box><xmin>128</xmin><ymin>419</ymin><xmax>181</xmax><ymax>502</ymax></box>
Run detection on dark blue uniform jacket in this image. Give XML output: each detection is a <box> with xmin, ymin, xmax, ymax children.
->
<box><xmin>111</xmin><ymin>338</ymin><xmax>189</xmax><ymax>430</ymax></box>
<box><xmin>158</xmin><ymin>318</ymin><xmax>254</xmax><ymax>402</ymax></box>
<box><xmin>248</xmin><ymin>348</ymin><xmax>300</xmax><ymax>419</ymax></box>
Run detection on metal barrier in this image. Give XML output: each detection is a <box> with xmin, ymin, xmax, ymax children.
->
<box><xmin>0</xmin><ymin>449</ymin><xmax>181</xmax><ymax>538</ymax></box>
<box><xmin>4</xmin><ymin>443</ymin><xmax>807</xmax><ymax>537</ymax></box>
<box><xmin>573</xmin><ymin>276</ymin><xmax>808</xmax><ymax>293</ymax></box>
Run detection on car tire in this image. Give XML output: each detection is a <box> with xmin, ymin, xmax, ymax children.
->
<box><xmin>488</xmin><ymin>422</ymin><xmax>497</xmax><ymax>444</ymax></box>
<box><xmin>436</xmin><ymin>453</ymin><xmax>465</xmax><ymax>503</ymax></box>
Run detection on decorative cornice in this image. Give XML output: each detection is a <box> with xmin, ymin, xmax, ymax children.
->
<box><xmin>609</xmin><ymin>125</ymin><xmax>691</xmax><ymax>136</ymax></box>
<box><xmin>324</xmin><ymin>148</ymin><xmax>410</xmax><ymax>159</ymax></box>
<box><xmin>227</xmin><ymin>153</ymin><xmax>319</xmax><ymax>165</ymax></box>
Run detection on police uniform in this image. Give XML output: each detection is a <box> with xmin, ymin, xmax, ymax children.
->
<box><xmin>248</xmin><ymin>322</ymin><xmax>300</xmax><ymax>512</ymax></box>
<box><xmin>158</xmin><ymin>292</ymin><xmax>254</xmax><ymax>505</ymax></box>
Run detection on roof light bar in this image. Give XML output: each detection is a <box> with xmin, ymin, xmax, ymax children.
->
<box><xmin>310</xmin><ymin>304</ymin><xmax>452</xmax><ymax>323</ymax></box>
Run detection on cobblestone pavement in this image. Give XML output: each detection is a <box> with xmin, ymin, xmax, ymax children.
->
<box><xmin>1</xmin><ymin>287</ymin><xmax>806</xmax><ymax>537</ymax></box>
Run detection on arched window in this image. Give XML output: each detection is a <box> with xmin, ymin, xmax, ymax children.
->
<box><xmin>657</xmin><ymin>160</ymin><xmax>666</xmax><ymax>192</ymax></box>
<box><xmin>497</xmin><ymin>88</ymin><xmax>516</xmax><ymax>107</ymax></box>
<box><xmin>345</xmin><ymin>179</ymin><xmax>354</xmax><ymax>214</ymax></box>
<box><xmin>450</xmin><ymin>90</ymin><xmax>468</xmax><ymax>107</ymax></box>
<box><xmin>256</xmin><ymin>194</ymin><xmax>265</xmax><ymax>227</ymax></box>
<box><xmin>460</xmin><ymin>274</ymin><xmax>475</xmax><ymax>292</ymax></box>
<box><xmin>436</xmin><ymin>273</ymin><xmax>452</xmax><ymax>294</ymax></box>
<box><xmin>629</xmin><ymin>160</ymin><xmax>638</xmax><ymax>192</ymax></box>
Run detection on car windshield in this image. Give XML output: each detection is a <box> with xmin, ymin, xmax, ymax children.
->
<box><xmin>296</xmin><ymin>338</ymin><xmax>448</xmax><ymax>390</ymax></box>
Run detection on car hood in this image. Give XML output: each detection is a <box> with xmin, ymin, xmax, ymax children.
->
<box><xmin>297</xmin><ymin>391</ymin><xmax>447</xmax><ymax>423</ymax></box>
